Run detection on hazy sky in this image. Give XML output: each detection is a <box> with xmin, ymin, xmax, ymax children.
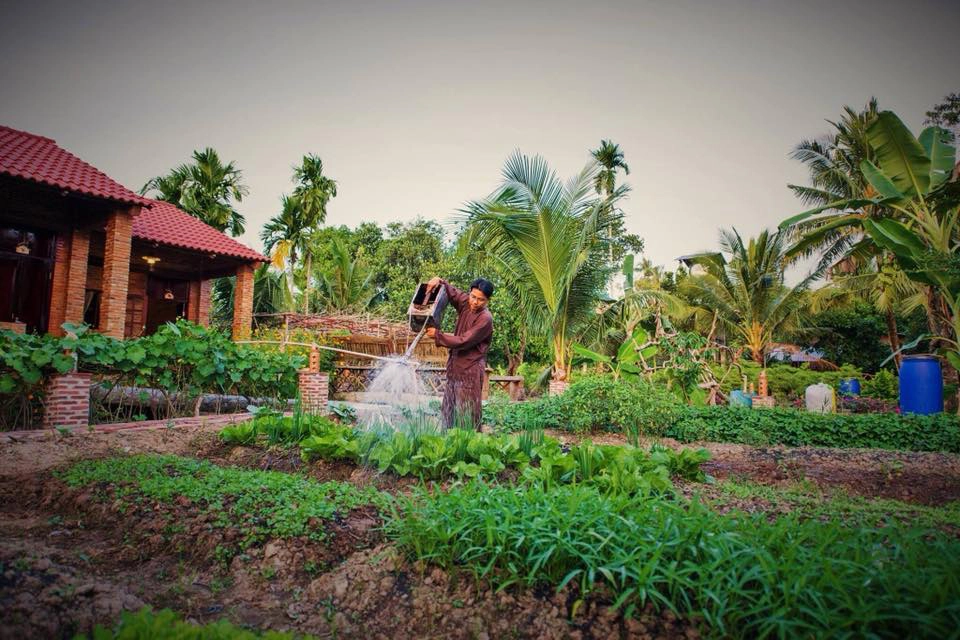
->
<box><xmin>1</xmin><ymin>0</ymin><xmax>957</xmax><ymax>269</ymax></box>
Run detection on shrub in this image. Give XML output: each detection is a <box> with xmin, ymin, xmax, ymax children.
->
<box><xmin>1</xmin><ymin>320</ymin><xmax>304</xmax><ymax>429</ymax></box>
<box><xmin>863</xmin><ymin>369</ymin><xmax>898</xmax><ymax>400</ymax></box>
<box><xmin>559</xmin><ymin>376</ymin><xmax>680</xmax><ymax>435</ymax></box>
<box><xmin>666</xmin><ymin>406</ymin><xmax>960</xmax><ymax>453</ymax></box>
<box><xmin>709</xmin><ymin>362</ymin><xmax>864</xmax><ymax>401</ymax></box>
<box><xmin>484</xmin><ymin>394</ymin><xmax>564</xmax><ymax>432</ymax></box>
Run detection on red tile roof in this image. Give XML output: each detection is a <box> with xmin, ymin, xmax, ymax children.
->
<box><xmin>134</xmin><ymin>199</ymin><xmax>268</xmax><ymax>263</ymax></box>
<box><xmin>1</xmin><ymin>124</ymin><xmax>266</xmax><ymax>264</ymax></box>
<box><xmin>0</xmin><ymin>125</ymin><xmax>150</xmax><ymax>206</ymax></box>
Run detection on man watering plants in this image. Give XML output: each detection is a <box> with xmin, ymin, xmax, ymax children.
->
<box><xmin>424</xmin><ymin>276</ymin><xmax>494</xmax><ymax>431</ymax></box>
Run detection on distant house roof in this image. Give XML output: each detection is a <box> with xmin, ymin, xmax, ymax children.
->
<box><xmin>133</xmin><ymin>199</ymin><xmax>267</xmax><ymax>263</ymax></box>
<box><xmin>0</xmin><ymin>125</ymin><xmax>150</xmax><ymax>207</ymax></box>
<box><xmin>1</xmin><ymin>124</ymin><xmax>267</xmax><ymax>264</ymax></box>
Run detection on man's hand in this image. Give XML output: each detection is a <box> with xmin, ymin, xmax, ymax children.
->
<box><xmin>426</xmin><ymin>276</ymin><xmax>442</xmax><ymax>293</ymax></box>
<box><xmin>425</xmin><ymin>327</ymin><xmax>437</xmax><ymax>338</ymax></box>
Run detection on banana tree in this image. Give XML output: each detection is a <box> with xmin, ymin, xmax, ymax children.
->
<box><xmin>864</xmin><ymin>214</ymin><xmax>960</xmax><ymax>372</ymax></box>
<box><xmin>781</xmin><ymin>111</ymin><xmax>955</xmax><ymax>233</ymax></box>
<box><xmin>783</xmin><ymin>110</ymin><xmax>960</xmax><ymax>378</ymax></box>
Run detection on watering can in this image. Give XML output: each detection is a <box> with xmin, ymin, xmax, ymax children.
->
<box><xmin>408</xmin><ymin>282</ymin><xmax>449</xmax><ymax>333</ymax></box>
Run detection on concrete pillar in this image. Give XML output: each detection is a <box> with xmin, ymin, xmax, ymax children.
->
<box><xmin>43</xmin><ymin>371</ymin><xmax>91</xmax><ymax>429</ymax></box>
<box><xmin>99</xmin><ymin>209</ymin><xmax>134</xmax><ymax>338</ymax></box>
<box><xmin>298</xmin><ymin>370</ymin><xmax>329</xmax><ymax>414</ymax></box>
<box><xmin>232</xmin><ymin>264</ymin><xmax>254</xmax><ymax>339</ymax></box>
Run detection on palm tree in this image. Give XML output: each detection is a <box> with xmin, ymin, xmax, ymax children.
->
<box><xmin>785</xmin><ymin>102</ymin><xmax>925</xmax><ymax>359</ymax></box>
<box><xmin>681</xmin><ymin>229</ymin><xmax>815</xmax><ymax>363</ymax></box>
<box><xmin>462</xmin><ymin>151</ymin><xmax>625</xmax><ymax>382</ymax></box>
<box><xmin>784</xmin><ymin>99</ymin><xmax>881</xmax><ymax>272</ymax></box>
<box><xmin>291</xmin><ymin>155</ymin><xmax>337</xmax><ymax>314</ymax></box>
<box><xmin>783</xmin><ymin>110</ymin><xmax>960</xmax><ymax>373</ymax></box>
<box><xmin>316</xmin><ymin>238</ymin><xmax>375</xmax><ymax>313</ymax></box>
<box><xmin>260</xmin><ymin>155</ymin><xmax>338</xmax><ymax>314</ymax></box>
<box><xmin>142</xmin><ymin>148</ymin><xmax>248</xmax><ymax>236</ymax></box>
<box><xmin>591</xmin><ymin>140</ymin><xmax>631</xmax><ymax>265</ymax></box>
<box><xmin>261</xmin><ymin>195</ymin><xmax>305</xmax><ymax>310</ymax></box>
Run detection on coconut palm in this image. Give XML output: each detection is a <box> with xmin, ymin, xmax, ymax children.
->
<box><xmin>461</xmin><ymin>151</ymin><xmax>625</xmax><ymax>381</ymax></box>
<box><xmin>141</xmin><ymin>148</ymin><xmax>248</xmax><ymax>236</ymax></box>
<box><xmin>681</xmin><ymin>229</ymin><xmax>815</xmax><ymax>363</ymax></box>
<box><xmin>783</xmin><ymin>99</ymin><xmax>881</xmax><ymax>272</ymax></box>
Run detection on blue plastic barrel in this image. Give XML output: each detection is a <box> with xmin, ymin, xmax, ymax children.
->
<box><xmin>729</xmin><ymin>390</ymin><xmax>753</xmax><ymax>408</ymax></box>
<box><xmin>838</xmin><ymin>378</ymin><xmax>861</xmax><ymax>396</ymax></box>
<box><xmin>899</xmin><ymin>355</ymin><xmax>943</xmax><ymax>415</ymax></box>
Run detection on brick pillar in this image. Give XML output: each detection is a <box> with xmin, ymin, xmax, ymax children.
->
<box><xmin>187</xmin><ymin>281</ymin><xmax>200</xmax><ymax>324</ymax></box>
<box><xmin>49</xmin><ymin>231</ymin><xmax>90</xmax><ymax>336</ymax></box>
<box><xmin>99</xmin><ymin>209</ymin><xmax>134</xmax><ymax>338</ymax></box>
<box><xmin>48</xmin><ymin>236</ymin><xmax>70</xmax><ymax>335</ymax></box>
<box><xmin>197</xmin><ymin>279</ymin><xmax>211</xmax><ymax>327</ymax></box>
<box><xmin>298</xmin><ymin>370</ymin><xmax>329</xmax><ymax>414</ymax></box>
<box><xmin>43</xmin><ymin>371</ymin><xmax>91</xmax><ymax>429</ymax></box>
<box><xmin>232</xmin><ymin>264</ymin><xmax>254</xmax><ymax>339</ymax></box>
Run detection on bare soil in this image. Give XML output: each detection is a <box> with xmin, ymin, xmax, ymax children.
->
<box><xmin>2</xmin><ymin>421</ymin><xmax>958</xmax><ymax>638</ymax></box>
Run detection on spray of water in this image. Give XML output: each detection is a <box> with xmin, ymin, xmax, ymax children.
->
<box><xmin>352</xmin><ymin>353</ymin><xmax>438</xmax><ymax>428</ymax></box>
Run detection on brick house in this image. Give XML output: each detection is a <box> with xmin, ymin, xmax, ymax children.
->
<box><xmin>0</xmin><ymin>125</ymin><xmax>267</xmax><ymax>339</ymax></box>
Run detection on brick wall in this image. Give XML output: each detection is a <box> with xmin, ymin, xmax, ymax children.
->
<box><xmin>298</xmin><ymin>370</ymin><xmax>329</xmax><ymax>414</ymax></box>
<box><xmin>99</xmin><ymin>208</ymin><xmax>134</xmax><ymax>338</ymax></box>
<box><xmin>43</xmin><ymin>371</ymin><xmax>91</xmax><ymax>429</ymax></box>
<box><xmin>232</xmin><ymin>264</ymin><xmax>254</xmax><ymax>339</ymax></box>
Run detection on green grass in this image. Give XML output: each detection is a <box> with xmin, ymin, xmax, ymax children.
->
<box><xmin>706</xmin><ymin>479</ymin><xmax>960</xmax><ymax>530</ymax></box>
<box><xmin>78</xmin><ymin>606</ymin><xmax>319</xmax><ymax>639</ymax></box>
<box><xmin>386</xmin><ymin>480</ymin><xmax>960</xmax><ymax>638</ymax></box>
<box><xmin>58</xmin><ymin>455</ymin><xmax>383</xmax><ymax>553</ymax></box>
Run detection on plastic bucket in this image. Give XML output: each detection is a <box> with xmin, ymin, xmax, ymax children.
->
<box><xmin>899</xmin><ymin>355</ymin><xmax>943</xmax><ymax>415</ymax></box>
<box><xmin>838</xmin><ymin>378</ymin><xmax>861</xmax><ymax>396</ymax></box>
<box><xmin>729</xmin><ymin>390</ymin><xmax>753</xmax><ymax>408</ymax></box>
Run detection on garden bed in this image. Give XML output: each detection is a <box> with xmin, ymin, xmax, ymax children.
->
<box><xmin>2</xmin><ymin>417</ymin><xmax>960</xmax><ymax>638</ymax></box>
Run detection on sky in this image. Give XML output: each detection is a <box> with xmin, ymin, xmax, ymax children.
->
<box><xmin>1</xmin><ymin>0</ymin><xmax>957</xmax><ymax>271</ymax></box>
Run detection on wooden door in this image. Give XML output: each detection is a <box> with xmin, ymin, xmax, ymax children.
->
<box><xmin>125</xmin><ymin>295</ymin><xmax>144</xmax><ymax>338</ymax></box>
